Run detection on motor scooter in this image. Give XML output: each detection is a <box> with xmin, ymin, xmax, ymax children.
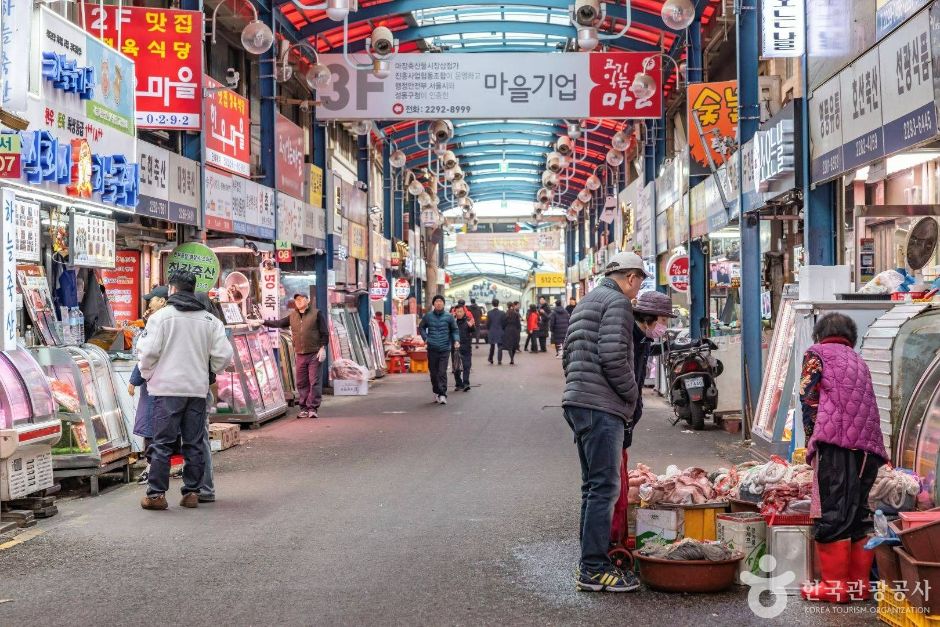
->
<box><xmin>663</xmin><ymin>332</ymin><xmax>723</xmax><ymax>430</ymax></box>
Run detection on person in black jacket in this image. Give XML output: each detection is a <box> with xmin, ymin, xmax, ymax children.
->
<box><xmin>486</xmin><ymin>299</ymin><xmax>505</xmax><ymax>365</ymax></box>
<box><xmin>562</xmin><ymin>252</ymin><xmax>647</xmax><ymax>593</ymax></box>
<box><xmin>548</xmin><ymin>299</ymin><xmax>571</xmax><ymax>358</ymax></box>
<box><xmin>467</xmin><ymin>299</ymin><xmax>484</xmax><ymax>346</ymax></box>
<box><xmin>501</xmin><ymin>302</ymin><xmax>522</xmax><ymax>365</ymax></box>
<box><xmin>537</xmin><ymin>302</ymin><xmax>551</xmax><ymax>352</ymax></box>
<box><xmin>626</xmin><ymin>291</ymin><xmax>675</xmax><ymax>449</ymax></box>
<box><xmin>566</xmin><ymin>297</ymin><xmax>577</xmax><ymax>315</ymax></box>
<box><xmin>451</xmin><ymin>304</ymin><xmax>474</xmax><ymax>391</ymax></box>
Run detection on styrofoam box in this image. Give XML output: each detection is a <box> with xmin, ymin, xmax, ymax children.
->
<box><xmin>798</xmin><ymin>265</ymin><xmax>851</xmax><ymax>301</ymax></box>
<box><xmin>636</xmin><ymin>508</ymin><xmax>684</xmax><ymax>549</ymax></box>
<box><xmin>334</xmin><ymin>380</ymin><xmax>369</xmax><ymax>396</ymax></box>
<box><xmin>717</xmin><ymin>513</ymin><xmax>768</xmax><ymax>584</ymax></box>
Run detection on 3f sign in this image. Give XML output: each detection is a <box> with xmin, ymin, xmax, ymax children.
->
<box><xmin>320</xmin><ymin>64</ymin><xmax>385</xmax><ymax>112</ymax></box>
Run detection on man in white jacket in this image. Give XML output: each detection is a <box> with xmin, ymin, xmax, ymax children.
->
<box><xmin>137</xmin><ymin>270</ymin><xmax>233</xmax><ymax>510</ymax></box>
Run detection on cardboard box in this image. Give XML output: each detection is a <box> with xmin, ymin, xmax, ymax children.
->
<box><xmin>717</xmin><ymin>512</ymin><xmax>767</xmax><ymax>584</ymax></box>
<box><xmin>635</xmin><ymin>508</ymin><xmax>684</xmax><ymax>549</ymax></box>
<box><xmin>208</xmin><ymin>423</ymin><xmax>240</xmax><ymax>452</ymax></box>
<box><xmin>334</xmin><ymin>379</ymin><xmax>369</xmax><ymax>396</ymax></box>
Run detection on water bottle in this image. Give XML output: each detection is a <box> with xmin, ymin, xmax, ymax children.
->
<box><xmin>24</xmin><ymin>325</ymin><xmax>34</xmax><ymax>347</ymax></box>
<box><xmin>69</xmin><ymin>308</ymin><xmax>80</xmax><ymax>346</ymax></box>
<box><xmin>75</xmin><ymin>308</ymin><xmax>85</xmax><ymax>344</ymax></box>
<box><xmin>60</xmin><ymin>307</ymin><xmax>72</xmax><ymax>345</ymax></box>
<box><xmin>874</xmin><ymin>509</ymin><xmax>889</xmax><ymax>537</ymax></box>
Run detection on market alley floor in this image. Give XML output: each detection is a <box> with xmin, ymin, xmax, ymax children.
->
<box><xmin>1</xmin><ymin>348</ymin><xmax>873</xmax><ymax>626</ymax></box>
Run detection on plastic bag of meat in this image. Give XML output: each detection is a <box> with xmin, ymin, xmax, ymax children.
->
<box><xmin>330</xmin><ymin>358</ymin><xmax>369</xmax><ymax>381</ymax></box>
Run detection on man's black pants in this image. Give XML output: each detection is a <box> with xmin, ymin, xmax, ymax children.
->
<box><xmin>147</xmin><ymin>396</ymin><xmax>208</xmax><ymax>498</ymax></box>
<box><xmin>427</xmin><ymin>348</ymin><xmax>450</xmax><ymax>397</ymax></box>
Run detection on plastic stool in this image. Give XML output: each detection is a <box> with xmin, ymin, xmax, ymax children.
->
<box><xmin>410</xmin><ymin>358</ymin><xmax>428</xmax><ymax>373</ymax></box>
<box><xmin>388</xmin><ymin>355</ymin><xmax>407</xmax><ymax>373</ymax></box>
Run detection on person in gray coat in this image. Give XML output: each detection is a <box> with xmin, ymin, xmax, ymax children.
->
<box><xmin>485</xmin><ymin>299</ymin><xmax>505</xmax><ymax>365</ymax></box>
<box><xmin>562</xmin><ymin>252</ymin><xmax>647</xmax><ymax>593</ymax></box>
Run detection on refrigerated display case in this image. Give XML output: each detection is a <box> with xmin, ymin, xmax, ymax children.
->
<box><xmin>213</xmin><ymin>326</ymin><xmax>288</xmax><ymax>427</ymax></box>
<box><xmin>30</xmin><ymin>344</ymin><xmax>132</xmax><ymax>494</ymax></box>
<box><xmin>110</xmin><ymin>356</ymin><xmax>145</xmax><ymax>453</ymax></box>
<box><xmin>0</xmin><ymin>348</ymin><xmax>61</xmax><ymax>500</ymax></box>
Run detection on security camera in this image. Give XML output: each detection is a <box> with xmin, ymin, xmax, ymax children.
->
<box><xmin>555</xmin><ymin>136</ymin><xmax>573</xmax><ymax>156</ymax></box>
<box><xmin>547</xmin><ymin>151</ymin><xmax>565</xmax><ymax>173</ymax></box>
<box><xmin>442</xmin><ymin>150</ymin><xmax>458</xmax><ymax>169</ymax></box>
<box><xmin>574</xmin><ymin>0</ymin><xmax>602</xmax><ymax>26</ymax></box>
<box><xmin>537</xmin><ymin>187</ymin><xmax>552</xmax><ymax>203</ymax></box>
<box><xmin>430</xmin><ymin>120</ymin><xmax>454</xmax><ymax>143</ymax></box>
<box><xmin>371</xmin><ymin>26</ymin><xmax>395</xmax><ymax>57</ymax></box>
<box><xmin>454</xmin><ymin>180</ymin><xmax>469</xmax><ymax>199</ymax></box>
<box><xmin>452</xmin><ymin>168</ymin><xmax>465</xmax><ymax>181</ymax></box>
<box><xmin>225</xmin><ymin>68</ymin><xmax>240</xmax><ymax>88</ymax></box>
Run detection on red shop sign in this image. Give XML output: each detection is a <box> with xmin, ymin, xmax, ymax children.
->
<box><xmin>203</xmin><ymin>76</ymin><xmax>250</xmax><ymax>177</ymax></box>
<box><xmin>275</xmin><ymin>113</ymin><xmax>305</xmax><ymax>199</ymax></box>
<box><xmin>84</xmin><ymin>6</ymin><xmax>203</xmax><ymax>130</ymax></box>
<box><xmin>100</xmin><ymin>250</ymin><xmax>141</xmax><ymax>323</ymax></box>
<box><xmin>588</xmin><ymin>53</ymin><xmax>663</xmax><ymax>119</ymax></box>
<box><xmin>370</xmin><ymin>274</ymin><xmax>389</xmax><ymax>301</ymax></box>
<box><xmin>276</xmin><ymin>247</ymin><xmax>293</xmax><ymax>263</ymax></box>
<box><xmin>666</xmin><ymin>254</ymin><xmax>690</xmax><ymax>293</ymax></box>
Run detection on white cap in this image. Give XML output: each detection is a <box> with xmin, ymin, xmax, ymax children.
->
<box><xmin>603</xmin><ymin>251</ymin><xmax>647</xmax><ymax>277</ymax></box>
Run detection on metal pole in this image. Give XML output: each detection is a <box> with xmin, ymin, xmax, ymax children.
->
<box><xmin>687</xmin><ymin>17</ymin><xmax>707</xmax><ymax>339</ymax></box>
<box><xmin>654</xmin><ymin>117</ymin><xmax>667</xmax><ymax>295</ymax></box>
<box><xmin>357</xmin><ymin>134</ymin><xmax>371</xmax><ymax>344</ymax></box>
<box><xmin>737</xmin><ymin>0</ymin><xmax>763</xmax><ymax>415</ymax></box>
<box><xmin>382</xmin><ymin>142</ymin><xmax>393</xmax><ymax>316</ymax></box>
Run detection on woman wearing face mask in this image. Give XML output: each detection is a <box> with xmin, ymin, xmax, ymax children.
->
<box><xmin>628</xmin><ymin>291</ymin><xmax>675</xmax><ymax>446</ymax></box>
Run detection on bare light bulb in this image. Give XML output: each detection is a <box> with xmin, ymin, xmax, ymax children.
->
<box><xmin>611</xmin><ymin>130</ymin><xmax>630</xmax><ymax>152</ymax></box>
<box><xmin>606</xmin><ymin>149</ymin><xmax>624</xmax><ymax>167</ymax></box>
<box><xmin>571</xmin><ymin>199</ymin><xmax>584</xmax><ymax>212</ymax></box>
<box><xmin>390</xmin><ymin>149</ymin><xmax>406</xmax><ymax>169</ymax></box>
<box><xmin>630</xmin><ymin>72</ymin><xmax>658</xmax><ymax>101</ymax></box>
<box><xmin>407</xmin><ymin>178</ymin><xmax>424</xmax><ymax>196</ymax></box>
<box><xmin>661</xmin><ymin>0</ymin><xmax>696</xmax><ymax>30</ymax></box>
<box><xmin>417</xmin><ymin>192</ymin><xmax>432</xmax><ymax>207</ymax></box>
<box><xmin>578</xmin><ymin>189</ymin><xmax>592</xmax><ymax>203</ymax></box>
<box><xmin>305</xmin><ymin>63</ymin><xmax>332</xmax><ymax>90</ymax></box>
<box><xmin>585</xmin><ymin>174</ymin><xmax>601</xmax><ymax>191</ymax></box>
<box><xmin>351</xmin><ymin>120</ymin><xmax>371</xmax><ymax>136</ymax></box>
<box><xmin>542</xmin><ymin>170</ymin><xmax>559</xmax><ymax>189</ymax></box>
<box><xmin>241</xmin><ymin>20</ymin><xmax>274</xmax><ymax>55</ymax></box>
<box><xmin>577</xmin><ymin>27</ymin><xmax>599</xmax><ymax>52</ymax></box>
<box><xmin>325</xmin><ymin>0</ymin><xmax>350</xmax><ymax>21</ymax></box>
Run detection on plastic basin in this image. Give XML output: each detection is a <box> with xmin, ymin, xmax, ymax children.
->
<box><xmin>636</xmin><ymin>553</ymin><xmax>743</xmax><ymax>593</ymax></box>
<box><xmin>899</xmin><ymin>512</ymin><xmax>940</xmax><ymax>531</ymax></box>
<box><xmin>899</xmin><ymin>519</ymin><xmax>940</xmax><ymax>562</ymax></box>
<box><xmin>894</xmin><ymin>546</ymin><xmax>940</xmax><ymax>615</ymax></box>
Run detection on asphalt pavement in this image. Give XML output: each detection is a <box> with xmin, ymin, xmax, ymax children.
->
<box><xmin>0</xmin><ymin>343</ymin><xmax>877</xmax><ymax>626</ymax></box>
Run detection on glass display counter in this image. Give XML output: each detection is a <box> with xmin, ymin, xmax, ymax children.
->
<box><xmin>275</xmin><ymin>332</ymin><xmax>297</xmax><ymax>406</ymax></box>
<box><xmin>213</xmin><ymin>327</ymin><xmax>288</xmax><ymax>427</ymax></box>
<box><xmin>0</xmin><ymin>348</ymin><xmax>60</xmax><ymax>500</ymax></box>
<box><xmin>29</xmin><ymin>345</ymin><xmax>132</xmax><ymax>494</ymax></box>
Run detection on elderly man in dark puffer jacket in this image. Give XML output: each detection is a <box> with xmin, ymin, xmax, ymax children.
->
<box><xmin>562</xmin><ymin>251</ymin><xmax>647</xmax><ymax>593</ymax></box>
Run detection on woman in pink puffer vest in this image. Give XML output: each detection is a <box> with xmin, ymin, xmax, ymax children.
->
<box><xmin>799</xmin><ymin>312</ymin><xmax>887</xmax><ymax>604</ymax></box>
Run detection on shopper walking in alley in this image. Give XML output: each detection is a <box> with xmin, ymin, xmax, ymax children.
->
<box><xmin>501</xmin><ymin>302</ymin><xmax>522</xmax><ymax>365</ymax></box>
<box><xmin>536</xmin><ymin>300</ymin><xmax>551</xmax><ymax>353</ymax></box>
<box><xmin>136</xmin><ymin>271</ymin><xmax>233</xmax><ymax>511</ymax></box>
<box><xmin>799</xmin><ymin>313</ymin><xmax>887</xmax><ymax>603</ymax></box>
<box><xmin>561</xmin><ymin>252</ymin><xmax>646</xmax><ymax>592</ymax></box>
<box><xmin>486</xmin><ymin>299</ymin><xmax>505</xmax><ymax>365</ymax></box>
<box><xmin>452</xmin><ymin>304</ymin><xmax>474</xmax><ymax>392</ymax></box>
<box><xmin>525</xmin><ymin>304</ymin><xmax>539</xmax><ymax>352</ymax></box>
<box><xmin>260</xmin><ymin>293</ymin><xmax>329</xmax><ymax>419</ymax></box>
<box><xmin>548</xmin><ymin>299</ymin><xmax>570</xmax><ymax>358</ymax></box>
<box><xmin>419</xmin><ymin>294</ymin><xmax>460</xmax><ymax>404</ymax></box>
<box><xmin>467</xmin><ymin>298</ymin><xmax>484</xmax><ymax>346</ymax></box>
<box><xmin>566</xmin><ymin>297</ymin><xmax>577</xmax><ymax>315</ymax></box>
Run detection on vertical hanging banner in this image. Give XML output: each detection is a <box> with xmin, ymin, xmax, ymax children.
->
<box><xmin>100</xmin><ymin>250</ymin><xmax>141</xmax><ymax>323</ymax></box>
<box><xmin>276</xmin><ymin>113</ymin><xmax>305</xmax><ymax>199</ymax></box>
<box><xmin>84</xmin><ymin>6</ymin><xmax>202</xmax><ymax>129</ymax></box>
<box><xmin>259</xmin><ymin>261</ymin><xmax>279</xmax><ymax>321</ymax></box>
<box><xmin>1</xmin><ymin>0</ymin><xmax>31</xmax><ymax>111</ymax></box>
<box><xmin>317</xmin><ymin>52</ymin><xmax>662</xmax><ymax>119</ymax></box>
<box><xmin>308</xmin><ymin>164</ymin><xmax>323</xmax><ymax>207</ymax></box>
<box><xmin>1</xmin><ymin>189</ymin><xmax>15</xmax><ymax>350</ymax></box>
<box><xmin>688</xmin><ymin>80</ymin><xmax>739</xmax><ymax>176</ymax></box>
<box><xmin>203</xmin><ymin>76</ymin><xmax>249</xmax><ymax>176</ymax></box>
<box><xmin>761</xmin><ymin>0</ymin><xmax>806</xmax><ymax>58</ymax></box>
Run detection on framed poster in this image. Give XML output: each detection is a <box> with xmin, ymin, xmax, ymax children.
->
<box><xmin>16</xmin><ymin>264</ymin><xmax>62</xmax><ymax>345</ymax></box>
<box><xmin>100</xmin><ymin>250</ymin><xmax>141</xmax><ymax>323</ymax></box>
<box><xmin>70</xmin><ymin>214</ymin><xmax>116</xmax><ymax>268</ymax></box>
<box><xmin>14</xmin><ymin>196</ymin><xmax>40</xmax><ymax>262</ymax></box>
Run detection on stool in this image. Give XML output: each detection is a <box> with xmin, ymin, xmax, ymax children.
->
<box><xmin>410</xmin><ymin>358</ymin><xmax>428</xmax><ymax>373</ymax></box>
<box><xmin>388</xmin><ymin>354</ymin><xmax>407</xmax><ymax>374</ymax></box>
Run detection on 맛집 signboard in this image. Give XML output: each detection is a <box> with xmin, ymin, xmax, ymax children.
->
<box><xmin>688</xmin><ymin>80</ymin><xmax>738</xmax><ymax>176</ymax></box>
<box><xmin>204</xmin><ymin>76</ymin><xmax>249</xmax><ymax>176</ymax></box>
<box><xmin>316</xmin><ymin>52</ymin><xmax>662</xmax><ymax>120</ymax></box>
<box><xmin>276</xmin><ymin>113</ymin><xmax>305</xmax><ymax>199</ymax></box>
<box><xmin>100</xmin><ymin>250</ymin><xmax>140</xmax><ymax>323</ymax></box>
<box><xmin>84</xmin><ymin>6</ymin><xmax>202</xmax><ymax>130</ymax></box>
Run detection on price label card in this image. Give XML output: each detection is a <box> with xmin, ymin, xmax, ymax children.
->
<box><xmin>840</xmin><ymin>46</ymin><xmax>885</xmax><ymax>170</ymax></box>
<box><xmin>810</xmin><ymin>75</ymin><xmax>845</xmax><ymax>183</ymax></box>
<box><xmin>879</xmin><ymin>10</ymin><xmax>937</xmax><ymax>154</ymax></box>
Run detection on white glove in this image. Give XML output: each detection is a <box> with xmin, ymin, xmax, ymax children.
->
<box><xmin>454</xmin><ymin>341</ymin><xmax>460</xmax><ymax>350</ymax></box>
<box><xmin>317</xmin><ymin>347</ymin><xmax>326</xmax><ymax>362</ymax></box>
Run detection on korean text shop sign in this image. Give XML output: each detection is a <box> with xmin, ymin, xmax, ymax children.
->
<box><xmin>809</xmin><ymin>4</ymin><xmax>940</xmax><ymax>183</ymax></box>
<box><xmin>22</xmin><ymin>8</ymin><xmax>139</xmax><ymax>209</ymax></box>
<box><xmin>317</xmin><ymin>52</ymin><xmax>663</xmax><ymax>119</ymax></box>
<box><xmin>83</xmin><ymin>6</ymin><xmax>203</xmax><ymax>130</ymax></box>
<box><xmin>204</xmin><ymin>76</ymin><xmax>249</xmax><ymax>177</ymax></box>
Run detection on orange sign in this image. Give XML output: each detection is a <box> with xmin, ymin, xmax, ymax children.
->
<box><xmin>687</xmin><ymin>80</ymin><xmax>738</xmax><ymax>176</ymax></box>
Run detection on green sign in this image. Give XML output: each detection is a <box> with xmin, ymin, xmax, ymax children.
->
<box><xmin>166</xmin><ymin>242</ymin><xmax>220</xmax><ymax>292</ymax></box>
<box><xmin>276</xmin><ymin>239</ymin><xmax>291</xmax><ymax>250</ymax></box>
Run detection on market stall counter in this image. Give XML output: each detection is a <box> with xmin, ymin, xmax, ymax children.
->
<box><xmin>30</xmin><ymin>344</ymin><xmax>133</xmax><ymax>495</ymax></box>
<box><xmin>0</xmin><ymin>348</ymin><xmax>61</xmax><ymax>501</ymax></box>
<box><xmin>212</xmin><ymin>326</ymin><xmax>288</xmax><ymax>428</ymax></box>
